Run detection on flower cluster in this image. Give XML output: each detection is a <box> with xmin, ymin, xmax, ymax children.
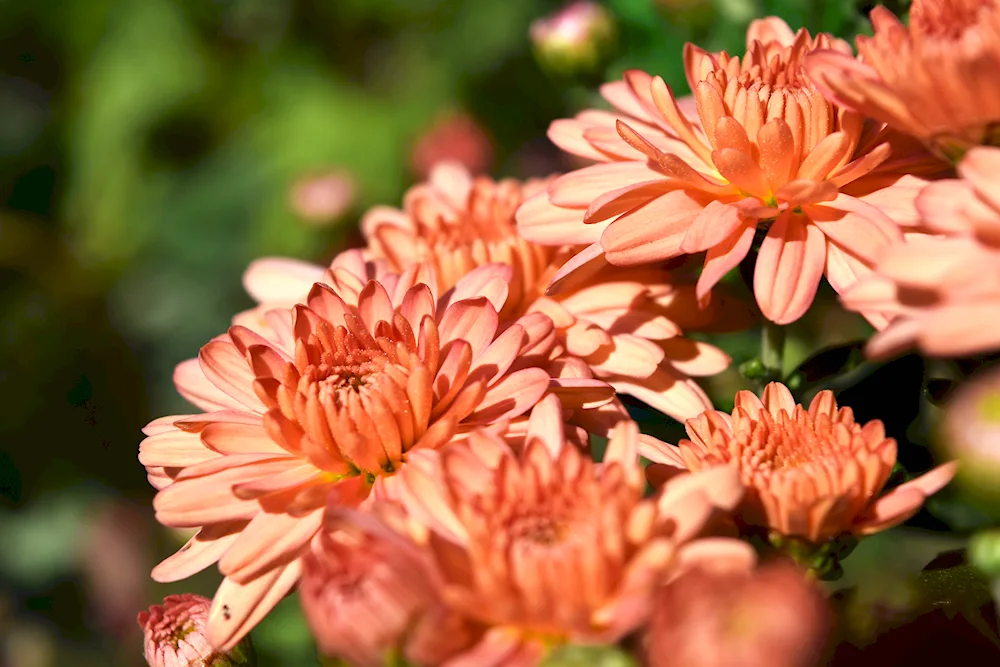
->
<box><xmin>136</xmin><ymin>2</ymin><xmax>1000</xmax><ymax>665</ymax></box>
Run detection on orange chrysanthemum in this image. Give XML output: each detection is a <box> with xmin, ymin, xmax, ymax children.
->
<box><xmin>645</xmin><ymin>563</ymin><xmax>829</xmax><ymax>667</ymax></box>
<box><xmin>242</xmin><ymin>164</ymin><xmax>738</xmax><ymax>421</ymax></box>
<box><xmin>806</xmin><ymin>0</ymin><xmax>1000</xmax><ymax>159</ymax></box>
<box><xmin>843</xmin><ymin>146</ymin><xmax>1000</xmax><ymax>358</ymax></box>
<box><xmin>390</xmin><ymin>395</ymin><xmax>754</xmax><ymax>664</ymax></box>
<box><xmin>641</xmin><ymin>383</ymin><xmax>957</xmax><ymax>543</ymax></box>
<box><xmin>139</xmin><ymin>263</ymin><xmax>613</xmax><ymax>651</ymax></box>
<box><xmin>517</xmin><ymin>17</ymin><xmax>934</xmax><ymax>325</ymax></box>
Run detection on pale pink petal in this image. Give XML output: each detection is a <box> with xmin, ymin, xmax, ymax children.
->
<box><xmin>805</xmin><ymin>194</ymin><xmax>902</xmax><ymax>264</ymax></box>
<box><xmin>611</xmin><ymin>371</ymin><xmax>712</xmax><ymax>422</ymax></box>
<box><xmin>445</xmin><ymin>265</ymin><xmax>512</xmax><ymax>314</ymax></box>
<box><xmin>199</xmin><ymin>421</ymin><xmax>290</xmax><ymax>456</ymax></box>
<box><xmin>242</xmin><ymin>258</ymin><xmax>323</xmax><ymax>306</ymax></box>
<box><xmin>548</xmin><ymin>162</ymin><xmax>664</xmax><ymax>208</ymax></box>
<box><xmin>917</xmin><ymin>302</ymin><xmax>1000</xmax><ymax>356</ymax></box>
<box><xmin>218</xmin><ymin>507</ymin><xmax>324</xmax><ymax>582</ymax></box>
<box><xmin>516</xmin><ymin>193</ymin><xmax>606</xmax><ymax>246</ymax></box>
<box><xmin>747</xmin><ymin>17</ymin><xmax>795</xmax><ymax>46</ymax></box>
<box><xmin>672</xmin><ymin>537</ymin><xmax>757</xmax><ymax>576</ymax></box>
<box><xmin>464</xmin><ymin>368</ymin><xmax>552</xmax><ymax>425</ymax></box>
<box><xmin>959</xmin><ymin>147</ymin><xmax>1000</xmax><ymax>213</ymax></box>
<box><xmin>151</xmin><ymin>522</ymin><xmax>247</xmax><ymax>583</ymax></box>
<box><xmin>696</xmin><ymin>221</ymin><xmax>756</xmax><ymax>302</ymax></box>
<box><xmin>546</xmin><ymin>242</ymin><xmax>610</xmax><ymax>295</ymax></box>
<box><xmin>198</xmin><ymin>340</ymin><xmax>267</xmax><ymax>413</ymax></box>
<box><xmin>139</xmin><ymin>429</ymin><xmax>219</xmax><ymax>468</ymax></box>
<box><xmin>174</xmin><ymin>358</ymin><xmax>244</xmax><ymax>412</ymax></box>
<box><xmin>207</xmin><ymin>560</ymin><xmax>302</xmax><ymax>652</ymax></box>
<box><xmin>548</xmin><ymin>118</ymin><xmax>612</xmax><ymax>162</ymax></box>
<box><xmin>602</xmin><ymin>190</ymin><xmax>709</xmax><ymax>266</ymax></box>
<box><xmin>439</xmin><ymin>297</ymin><xmax>500</xmax><ymax>360</ymax></box>
<box><xmin>680</xmin><ymin>200</ymin><xmax>746</xmax><ymax>254</ymax></box>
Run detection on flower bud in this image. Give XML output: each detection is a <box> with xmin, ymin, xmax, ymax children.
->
<box><xmin>530</xmin><ymin>1</ymin><xmax>616</xmax><ymax>77</ymax></box>
<box><xmin>645</xmin><ymin>564</ymin><xmax>829</xmax><ymax>667</ymax></box>
<box><xmin>289</xmin><ymin>170</ymin><xmax>355</xmax><ymax>225</ymax></box>
<box><xmin>137</xmin><ymin>594</ymin><xmax>255</xmax><ymax>667</ymax></box>
<box><xmin>939</xmin><ymin>366</ymin><xmax>1000</xmax><ymax>512</ymax></box>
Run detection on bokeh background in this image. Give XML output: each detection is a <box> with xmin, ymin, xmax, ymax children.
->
<box><xmin>8</xmin><ymin>0</ymin><xmax>995</xmax><ymax>666</ymax></box>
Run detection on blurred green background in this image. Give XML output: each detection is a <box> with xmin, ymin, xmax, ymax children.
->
<box><xmin>0</xmin><ymin>1</ymin><xmax>955</xmax><ymax>666</ymax></box>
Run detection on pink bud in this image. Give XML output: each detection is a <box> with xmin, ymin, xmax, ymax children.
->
<box><xmin>530</xmin><ymin>1</ymin><xmax>616</xmax><ymax>76</ymax></box>
<box><xmin>289</xmin><ymin>170</ymin><xmax>355</xmax><ymax>224</ymax></box>
<box><xmin>137</xmin><ymin>594</ymin><xmax>217</xmax><ymax>667</ymax></box>
<box><xmin>411</xmin><ymin>112</ymin><xmax>492</xmax><ymax>179</ymax></box>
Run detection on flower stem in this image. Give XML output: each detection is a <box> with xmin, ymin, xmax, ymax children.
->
<box><xmin>760</xmin><ymin>320</ymin><xmax>786</xmax><ymax>389</ymax></box>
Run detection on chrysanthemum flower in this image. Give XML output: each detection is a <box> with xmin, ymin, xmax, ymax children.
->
<box><xmin>517</xmin><ymin>17</ymin><xmax>932</xmax><ymax>325</ymax></box>
<box><xmin>805</xmin><ymin>0</ymin><xmax>1000</xmax><ymax>159</ymax></box>
<box><xmin>645</xmin><ymin>563</ymin><xmax>829</xmax><ymax>667</ymax></box>
<box><xmin>247</xmin><ymin>162</ymin><xmax>733</xmax><ymax>421</ymax></box>
<box><xmin>137</xmin><ymin>594</ymin><xmax>252</xmax><ymax>667</ymax></box>
<box><xmin>299</xmin><ymin>507</ymin><xmax>467</xmax><ymax>667</ymax></box>
<box><xmin>391</xmin><ymin>395</ymin><xmax>754</xmax><ymax>664</ymax></box>
<box><xmin>843</xmin><ymin>146</ymin><xmax>1000</xmax><ymax>358</ymax></box>
<box><xmin>139</xmin><ymin>265</ymin><xmax>613</xmax><ymax>651</ymax></box>
<box><xmin>641</xmin><ymin>383</ymin><xmax>957</xmax><ymax>543</ymax></box>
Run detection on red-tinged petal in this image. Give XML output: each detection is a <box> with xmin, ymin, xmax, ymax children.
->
<box><xmin>174</xmin><ymin>358</ymin><xmax>244</xmax><ymax>412</ymax></box>
<box><xmin>696</xmin><ymin>220</ymin><xmax>756</xmax><ymax>303</ymax></box>
<box><xmin>358</xmin><ymin>280</ymin><xmax>396</xmax><ymax>332</ymax></box>
<box><xmin>242</xmin><ymin>257</ymin><xmax>323</xmax><ymax>306</ymax></box>
<box><xmin>754</xmin><ymin>213</ymin><xmax>827</xmax><ymax>324</ymax></box>
<box><xmin>464</xmin><ymin>368</ymin><xmax>551</xmax><ymax>425</ymax></box>
<box><xmin>139</xmin><ymin>429</ymin><xmax>219</xmax><ymax>468</ymax></box>
<box><xmin>602</xmin><ymin>190</ymin><xmax>709</xmax><ymax>266</ymax></box>
<box><xmin>548</xmin><ymin>162</ymin><xmax>664</xmax><ymax>208</ymax></box>
<box><xmin>305</xmin><ymin>283</ymin><xmax>350</xmax><ymax>328</ymax></box>
<box><xmin>199</xmin><ymin>421</ymin><xmax>289</xmax><ymax>456</ymax></box>
<box><xmin>515</xmin><ymin>193</ymin><xmax>606</xmax><ymax>246</ymax></box>
<box><xmin>680</xmin><ymin>200</ymin><xmax>746</xmax><ymax>254</ymax></box>
<box><xmin>198</xmin><ymin>340</ymin><xmax>267</xmax><ymax>413</ymax></box>
<box><xmin>207</xmin><ymin>560</ymin><xmax>302</xmax><ymax>652</ymax></box>
<box><xmin>151</xmin><ymin>521</ymin><xmax>248</xmax><ymax>583</ymax></box>
<box><xmin>219</xmin><ymin>507</ymin><xmax>324</xmax><ymax>583</ymax></box>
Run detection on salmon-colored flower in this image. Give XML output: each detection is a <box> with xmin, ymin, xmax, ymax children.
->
<box><xmin>357</xmin><ymin>162</ymin><xmax>732</xmax><ymax>421</ymax></box>
<box><xmin>805</xmin><ymin>0</ymin><xmax>1000</xmax><ymax>159</ymax></box>
<box><xmin>138</xmin><ymin>594</ymin><xmax>250</xmax><ymax>667</ymax></box>
<box><xmin>843</xmin><ymin>146</ymin><xmax>1000</xmax><ymax>358</ymax></box>
<box><xmin>391</xmin><ymin>395</ymin><xmax>754</xmax><ymax>664</ymax></box>
<box><xmin>517</xmin><ymin>17</ymin><xmax>932</xmax><ymax>325</ymax></box>
<box><xmin>645</xmin><ymin>563</ymin><xmax>829</xmax><ymax>667</ymax></box>
<box><xmin>299</xmin><ymin>508</ymin><xmax>467</xmax><ymax>667</ymax></box>
<box><xmin>139</xmin><ymin>264</ymin><xmax>614</xmax><ymax>652</ymax></box>
<box><xmin>641</xmin><ymin>383</ymin><xmax>957</xmax><ymax>543</ymax></box>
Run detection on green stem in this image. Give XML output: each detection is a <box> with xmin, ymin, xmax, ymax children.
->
<box><xmin>760</xmin><ymin>320</ymin><xmax>786</xmax><ymax>389</ymax></box>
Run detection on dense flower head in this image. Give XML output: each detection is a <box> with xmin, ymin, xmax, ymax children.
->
<box><xmin>843</xmin><ymin>146</ymin><xmax>1000</xmax><ymax>358</ymax></box>
<box><xmin>137</xmin><ymin>594</ymin><xmax>240</xmax><ymax>667</ymax></box>
<box><xmin>299</xmin><ymin>508</ymin><xmax>460</xmax><ymax>667</ymax></box>
<box><xmin>139</xmin><ymin>262</ymin><xmax>614</xmax><ymax>652</ymax></box>
<box><xmin>389</xmin><ymin>395</ymin><xmax>755</xmax><ymax>664</ymax></box>
<box><xmin>645</xmin><ymin>563</ymin><xmax>829</xmax><ymax>667</ymax></box>
<box><xmin>248</xmin><ymin>163</ymin><xmax>738</xmax><ymax>422</ymax></box>
<box><xmin>641</xmin><ymin>383</ymin><xmax>957</xmax><ymax>543</ymax></box>
<box><xmin>517</xmin><ymin>16</ymin><xmax>936</xmax><ymax>326</ymax></box>
<box><xmin>806</xmin><ymin>0</ymin><xmax>1000</xmax><ymax>158</ymax></box>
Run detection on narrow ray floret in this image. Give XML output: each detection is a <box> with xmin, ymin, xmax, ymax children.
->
<box><xmin>385</xmin><ymin>396</ymin><xmax>755</xmax><ymax>665</ymax></box>
<box><xmin>641</xmin><ymin>383</ymin><xmax>957</xmax><ymax>544</ymax></box>
<box><xmin>517</xmin><ymin>17</ymin><xmax>932</xmax><ymax>325</ymax></box>
<box><xmin>138</xmin><ymin>263</ymin><xmax>614</xmax><ymax>651</ymax></box>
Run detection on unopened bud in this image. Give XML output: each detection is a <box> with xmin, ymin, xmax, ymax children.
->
<box><xmin>137</xmin><ymin>594</ymin><xmax>255</xmax><ymax>667</ymax></box>
<box><xmin>289</xmin><ymin>170</ymin><xmax>355</xmax><ymax>225</ymax></box>
<box><xmin>530</xmin><ymin>2</ymin><xmax>616</xmax><ymax>77</ymax></box>
<box><xmin>939</xmin><ymin>366</ymin><xmax>1000</xmax><ymax>512</ymax></box>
